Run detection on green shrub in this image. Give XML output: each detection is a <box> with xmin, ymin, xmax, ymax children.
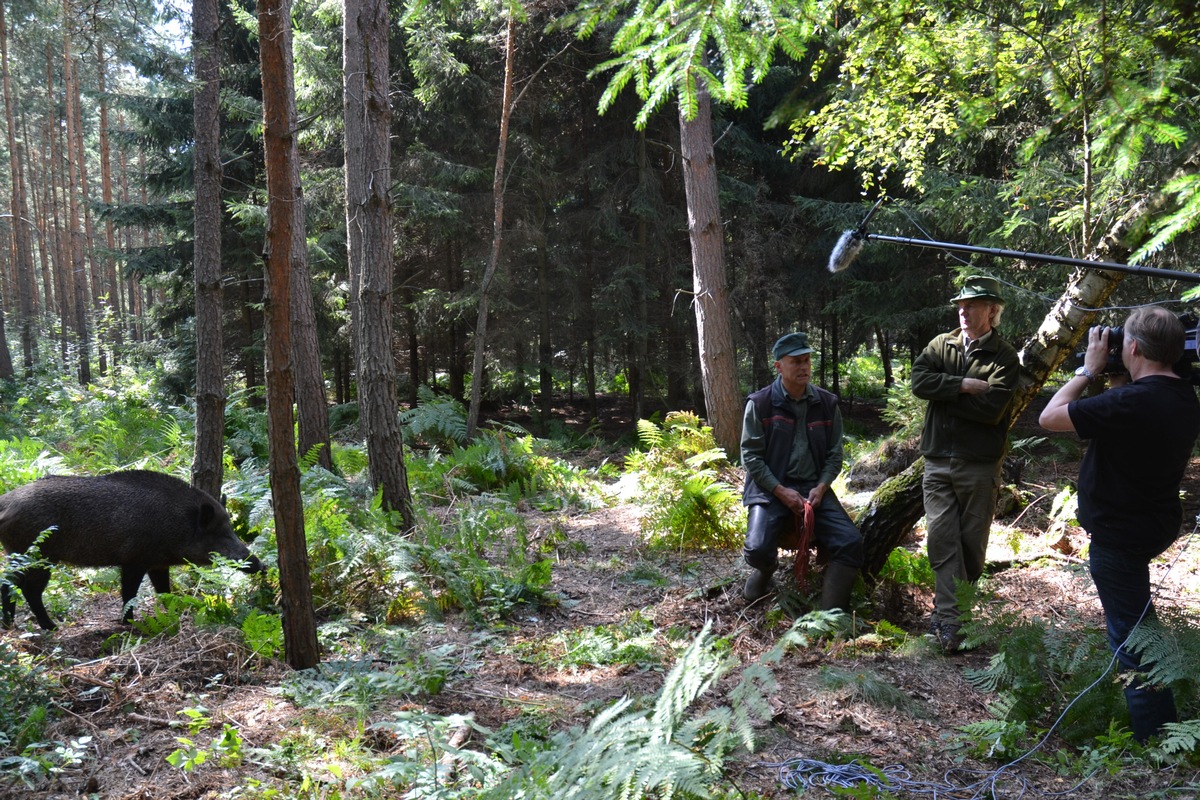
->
<box><xmin>0</xmin><ymin>439</ymin><xmax>67</xmax><ymax>493</ymax></box>
<box><xmin>407</xmin><ymin>428</ymin><xmax>599</xmax><ymax>512</ymax></box>
<box><xmin>281</xmin><ymin>645</ymin><xmax>457</xmax><ymax>723</ymax></box>
<box><xmin>227</xmin><ymin>459</ymin><xmax>414</xmax><ymax>622</ymax></box>
<box><xmin>518</xmin><ymin>611</ymin><xmax>664</xmax><ymax>670</ymax></box>
<box><xmin>843</xmin><ymin>350</ymin><xmax>889</xmax><ymax>400</ymax></box>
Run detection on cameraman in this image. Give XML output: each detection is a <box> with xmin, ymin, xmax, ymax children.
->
<box><xmin>1039</xmin><ymin>306</ymin><xmax>1200</xmax><ymax>742</ymax></box>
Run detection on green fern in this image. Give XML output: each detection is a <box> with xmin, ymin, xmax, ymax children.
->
<box><xmin>818</xmin><ymin>666</ymin><xmax>928</xmax><ymax>717</ymax></box>
<box><xmin>624</xmin><ymin>414</ymin><xmax>743</xmax><ymax>551</ymax></box>
<box><xmin>960</xmin><ymin>587</ymin><xmax>1123</xmax><ymax>743</ymax></box>
<box><xmin>957</xmin><ymin>718</ymin><xmax>1030</xmax><ymax>761</ymax></box>
<box><xmin>878</xmin><ymin>546</ymin><xmax>935</xmax><ymax>591</ymax></box>
<box><xmin>635</xmin><ymin>418</ymin><xmax>664</xmax><ymax>450</ymax></box>
<box><xmin>480</xmin><ymin>621</ymin><xmax>766</xmax><ymax>799</ymax></box>
<box><xmin>1157</xmin><ymin>718</ymin><xmax>1200</xmax><ymax>757</ymax></box>
<box><xmin>399</xmin><ymin>385</ymin><xmax>470</xmax><ymax>448</ymax></box>
<box><xmin>241</xmin><ymin>610</ymin><xmax>284</xmax><ymax>660</ymax></box>
<box><xmin>881</xmin><ymin>378</ymin><xmax>925</xmax><ymax>439</ymax></box>
<box><xmin>1126</xmin><ymin>609</ymin><xmax>1200</xmax><ymax>701</ymax></box>
<box><xmin>0</xmin><ymin>440</ymin><xmax>66</xmax><ymax>491</ymax></box>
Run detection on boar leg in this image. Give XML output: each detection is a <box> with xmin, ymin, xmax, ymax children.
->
<box><xmin>118</xmin><ymin>568</ymin><xmax>172</xmax><ymax>623</ymax></box>
<box><xmin>148</xmin><ymin>568</ymin><xmax>170</xmax><ymax>594</ymax></box>
<box><xmin>120</xmin><ymin>567</ymin><xmax>148</xmax><ymax>623</ymax></box>
<box><xmin>5</xmin><ymin>566</ymin><xmax>56</xmax><ymax>630</ymax></box>
<box><xmin>1</xmin><ymin>580</ymin><xmax>15</xmax><ymax>627</ymax></box>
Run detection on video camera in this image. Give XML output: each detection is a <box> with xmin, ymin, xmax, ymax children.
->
<box><xmin>1072</xmin><ymin>312</ymin><xmax>1200</xmax><ymax>384</ymax></box>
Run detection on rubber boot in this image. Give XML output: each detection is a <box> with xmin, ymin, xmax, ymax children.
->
<box><xmin>820</xmin><ymin>563</ymin><xmax>858</xmax><ymax>612</ymax></box>
<box><xmin>743</xmin><ymin>568</ymin><xmax>773</xmax><ymax>601</ymax></box>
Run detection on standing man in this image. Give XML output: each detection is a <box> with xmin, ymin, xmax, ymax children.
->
<box><xmin>912</xmin><ymin>276</ymin><xmax>1020</xmax><ymax>653</ymax></box>
<box><xmin>741</xmin><ymin>332</ymin><xmax>863</xmax><ymax>610</ymax></box>
<box><xmin>1040</xmin><ymin>307</ymin><xmax>1200</xmax><ymax>742</ymax></box>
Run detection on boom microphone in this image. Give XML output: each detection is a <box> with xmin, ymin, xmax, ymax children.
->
<box><xmin>826</xmin><ymin>200</ymin><xmax>1200</xmax><ymax>284</ymax></box>
<box><xmin>828</xmin><ymin>198</ymin><xmax>882</xmax><ymax>273</ymax></box>
<box><xmin>828</xmin><ymin>230</ymin><xmax>864</xmax><ymax>274</ymax></box>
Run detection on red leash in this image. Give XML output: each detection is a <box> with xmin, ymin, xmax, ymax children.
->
<box><xmin>791</xmin><ymin>499</ymin><xmax>816</xmax><ymax>589</ymax></box>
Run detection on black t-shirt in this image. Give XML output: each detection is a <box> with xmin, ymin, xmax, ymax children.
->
<box><xmin>1068</xmin><ymin>375</ymin><xmax>1200</xmax><ymax>556</ymax></box>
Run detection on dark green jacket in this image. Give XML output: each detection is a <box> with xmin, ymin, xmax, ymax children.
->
<box><xmin>911</xmin><ymin>328</ymin><xmax>1020</xmax><ymax>462</ymax></box>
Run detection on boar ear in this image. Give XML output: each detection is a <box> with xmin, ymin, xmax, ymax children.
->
<box><xmin>220</xmin><ymin>493</ymin><xmax>228</xmax><ymax>508</ymax></box>
<box><xmin>198</xmin><ymin>501</ymin><xmax>217</xmax><ymax>527</ymax></box>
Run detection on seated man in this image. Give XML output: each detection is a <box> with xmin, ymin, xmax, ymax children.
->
<box><xmin>741</xmin><ymin>332</ymin><xmax>863</xmax><ymax>609</ymax></box>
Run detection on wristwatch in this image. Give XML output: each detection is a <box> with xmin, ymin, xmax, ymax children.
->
<box><xmin>1075</xmin><ymin>365</ymin><xmax>1097</xmax><ymax>381</ymax></box>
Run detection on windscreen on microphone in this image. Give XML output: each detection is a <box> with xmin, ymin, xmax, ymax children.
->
<box><xmin>827</xmin><ymin>230</ymin><xmax>864</xmax><ymax>273</ymax></box>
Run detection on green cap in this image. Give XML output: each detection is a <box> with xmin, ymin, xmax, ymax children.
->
<box><xmin>950</xmin><ymin>275</ymin><xmax>1005</xmax><ymax>304</ymax></box>
<box><xmin>772</xmin><ymin>332</ymin><xmax>812</xmax><ymax>360</ymax></box>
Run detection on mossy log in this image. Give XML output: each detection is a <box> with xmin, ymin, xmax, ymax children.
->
<box><xmin>854</xmin><ymin>456</ymin><xmax>926</xmax><ymax>579</ymax></box>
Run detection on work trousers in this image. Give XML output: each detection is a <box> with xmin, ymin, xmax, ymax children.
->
<box><xmin>923</xmin><ymin>456</ymin><xmax>1001</xmax><ymax>627</ymax></box>
<box><xmin>1089</xmin><ymin>542</ymin><xmax>1178</xmax><ymax>743</ymax></box>
<box><xmin>743</xmin><ymin>481</ymin><xmax>863</xmax><ymax>574</ymax></box>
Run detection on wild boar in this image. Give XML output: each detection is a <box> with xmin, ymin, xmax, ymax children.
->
<box><xmin>0</xmin><ymin>470</ymin><xmax>264</xmax><ymax>630</ymax></box>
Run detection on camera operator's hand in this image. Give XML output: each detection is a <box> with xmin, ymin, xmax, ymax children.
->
<box><xmin>1084</xmin><ymin>326</ymin><xmax>1110</xmax><ymax>377</ymax></box>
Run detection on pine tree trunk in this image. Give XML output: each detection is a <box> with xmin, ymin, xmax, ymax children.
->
<box><xmin>97</xmin><ymin>46</ymin><xmax>124</xmax><ymax>342</ymax></box>
<box><xmin>678</xmin><ymin>86</ymin><xmax>741</xmax><ymax>457</ymax></box>
<box><xmin>43</xmin><ymin>43</ymin><xmax>71</xmax><ymax>361</ymax></box>
<box><xmin>61</xmin><ymin>8</ymin><xmax>91</xmax><ymax>385</ymax></box>
<box><xmin>447</xmin><ymin>245</ymin><xmax>465</xmax><ymax>400</ymax></box>
<box><xmin>344</xmin><ymin>0</ymin><xmax>415</xmax><ymax>528</ymax></box>
<box><xmin>116</xmin><ymin>116</ymin><xmax>141</xmax><ymax>341</ymax></box>
<box><xmin>259</xmin><ymin>0</ymin><xmax>319</xmax><ymax>670</ymax></box>
<box><xmin>632</xmin><ymin>130</ymin><xmax>650</xmax><ymax>421</ymax></box>
<box><xmin>537</xmin><ymin>240</ymin><xmax>552</xmax><ymax>426</ymax></box>
<box><xmin>290</xmin><ymin>155</ymin><xmax>332</xmax><ymax>472</ymax></box>
<box><xmin>27</xmin><ymin>112</ymin><xmax>54</xmax><ymax>316</ymax></box>
<box><xmin>0</xmin><ymin>1</ymin><xmax>30</xmax><ymax>377</ymax></box>
<box><xmin>191</xmin><ymin>0</ymin><xmax>226</xmax><ymax>500</ymax></box>
<box><xmin>68</xmin><ymin>28</ymin><xmax>104</xmax><ymax>375</ymax></box>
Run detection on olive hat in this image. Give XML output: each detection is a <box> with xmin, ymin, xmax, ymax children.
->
<box><xmin>949</xmin><ymin>275</ymin><xmax>1005</xmax><ymax>304</ymax></box>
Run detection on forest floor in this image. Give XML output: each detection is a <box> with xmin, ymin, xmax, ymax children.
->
<box><xmin>7</xmin><ymin>398</ymin><xmax>1200</xmax><ymax>799</ymax></box>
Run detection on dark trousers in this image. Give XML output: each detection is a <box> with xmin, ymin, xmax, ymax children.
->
<box><xmin>1089</xmin><ymin>541</ymin><xmax>1177</xmax><ymax>743</ymax></box>
<box><xmin>743</xmin><ymin>482</ymin><xmax>863</xmax><ymax>574</ymax></box>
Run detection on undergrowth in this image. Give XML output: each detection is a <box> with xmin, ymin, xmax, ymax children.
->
<box><xmin>620</xmin><ymin>412</ymin><xmax>743</xmax><ymax>550</ymax></box>
<box><xmin>5</xmin><ymin>363</ymin><xmax>1200</xmax><ymax>797</ymax></box>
